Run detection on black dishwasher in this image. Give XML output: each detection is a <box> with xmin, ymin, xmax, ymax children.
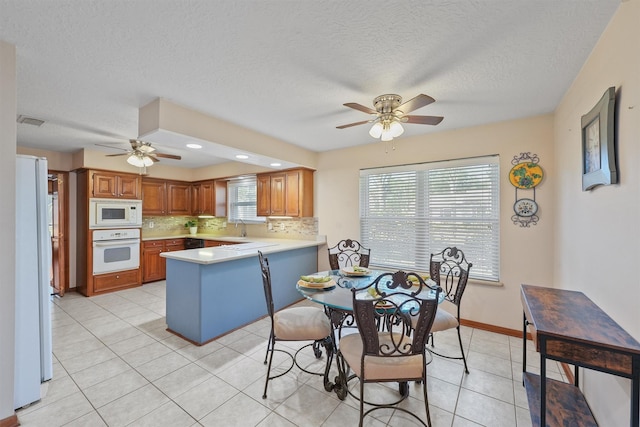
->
<box><xmin>184</xmin><ymin>238</ymin><xmax>205</xmax><ymax>249</ymax></box>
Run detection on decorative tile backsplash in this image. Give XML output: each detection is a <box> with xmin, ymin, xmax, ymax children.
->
<box><xmin>142</xmin><ymin>216</ymin><xmax>318</xmax><ymax>240</ymax></box>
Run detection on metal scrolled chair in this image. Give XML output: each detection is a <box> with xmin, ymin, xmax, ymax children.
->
<box><xmin>427</xmin><ymin>246</ymin><xmax>473</xmax><ymax>374</ymax></box>
<box><xmin>258</xmin><ymin>251</ymin><xmax>332</xmax><ymax>399</ymax></box>
<box><xmin>337</xmin><ymin>271</ymin><xmax>441</xmax><ymax>427</ymax></box>
<box><xmin>328</xmin><ymin>239</ymin><xmax>371</xmax><ymax>270</ymax></box>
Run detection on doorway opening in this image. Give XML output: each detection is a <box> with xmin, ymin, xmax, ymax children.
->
<box><xmin>48</xmin><ymin>171</ymin><xmax>69</xmax><ymax>296</ymax></box>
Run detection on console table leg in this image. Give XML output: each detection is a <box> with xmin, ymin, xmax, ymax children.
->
<box><xmin>540</xmin><ymin>341</ymin><xmax>547</xmax><ymax>427</ymax></box>
<box><xmin>523</xmin><ymin>313</ymin><xmax>528</xmax><ymax>386</ymax></box>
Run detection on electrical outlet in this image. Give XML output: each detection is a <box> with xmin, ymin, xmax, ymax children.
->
<box><xmin>279</xmin><ymin>223</ymin><xmax>285</xmax><ymax>231</ymax></box>
<box><xmin>149</xmin><ymin>221</ymin><xmax>154</xmax><ymax>229</ymax></box>
<box><xmin>222</xmin><ymin>221</ymin><xmax>227</xmax><ymax>228</ymax></box>
<box><xmin>268</xmin><ymin>223</ymin><xmax>273</xmax><ymax>230</ymax></box>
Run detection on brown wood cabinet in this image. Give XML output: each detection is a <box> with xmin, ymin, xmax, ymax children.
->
<box><xmin>203</xmin><ymin>240</ymin><xmax>236</xmax><ymax>248</ymax></box>
<box><xmin>93</xmin><ymin>269</ymin><xmax>140</xmax><ymax>294</ymax></box>
<box><xmin>142</xmin><ymin>238</ymin><xmax>185</xmax><ymax>283</ymax></box>
<box><xmin>257</xmin><ymin>168</ymin><xmax>313</xmax><ymax>217</ymax></box>
<box><xmin>91</xmin><ymin>171</ymin><xmax>141</xmax><ymax>199</ymax></box>
<box><xmin>142</xmin><ymin>178</ymin><xmax>191</xmax><ymax>215</ymax></box>
<box><xmin>192</xmin><ymin>180</ymin><xmax>214</xmax><ymax>215</ymax></box>
<box><xmin>142</xmin><ymin>179</ymin><xmax>167</xmax><ymax>215</ymax></box>
<box><xmin>167</xmin><ymin>182</ymin><xmax>191</xmax><ymax>215</ymax></box>
<box><xmin>76</xmin><ymin>170</ymin><xmax>143</xmax><ymax>297</ymax></box>
<box><xmin>142</xmin><ymin>240</ymin><xmax>165</xmax><ymax>283</ymax></box>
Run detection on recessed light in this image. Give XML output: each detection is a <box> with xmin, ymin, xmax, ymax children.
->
<box><xmin>235</xmin><ymin>154</ymin><xmax>249</xmax><ymax>159</ymax></box>
<box><xmin>270</xmin><ymin>162</ymin><xmax>281</xmax><ymax>167</ymax></box>
<box><xmin>186</xmin><ymin>143</ymin><xmax>202</xmax><ymax>149</ymax></box>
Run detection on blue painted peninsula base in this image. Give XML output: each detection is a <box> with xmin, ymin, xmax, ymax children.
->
<box><xmin>165</xmin><ymin>246</ymin><xmax>318</xmax><ymax>345</ymax></box>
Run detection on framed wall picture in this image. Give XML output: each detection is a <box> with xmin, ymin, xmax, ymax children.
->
<box><xmin>581</xmin><ymin>86</ymin><xmax>617</xmax><ymax>191</ymax></box>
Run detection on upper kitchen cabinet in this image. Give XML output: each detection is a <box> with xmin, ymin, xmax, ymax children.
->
<box><xmin>167</xmin><ymin>182</ymin><xmax>191</xmax><ymax>215</ymax></box>
<box><xmin>192</xmin><ymin>180</ymin><xmax>213</xmax><ymax>216</ymax></box>
<box><xmin>192</xmin><ymin>180</ymin><xmax>227</xmax><ymax>217</ymax></box>
<box><xmin>142</xmin><ymin>178</ymin><xmax>167</xmax><ymax>215</ymax></box>
<box><xmin>257</xmin><ymin>168</ymin><xmax>314</xmax><ymax>217</ymax></box>
<box><xmin>91</xmin><ymin>171</ymin><xmax>141</xmax><ymax>199</ymax></box>
<box><xmin>142</xmin><ymin>178</ymin><xmax>191</xmax><ymax>215</ymax></box>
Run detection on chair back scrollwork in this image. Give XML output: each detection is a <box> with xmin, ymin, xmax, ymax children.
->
<box><xmin>258</xmin><ymin>251</ymin><xmax>275</xmax><ymax>319</ymax></box>
<box><xmin>352</xmin><ymin>271</ymin><xmax>441</xmax><ymax>356</ymax></box>
<box><xmin>430</xmin><ymin>247</ymin><xmax>472</xmax><ymax>307</ymax></box>
<box><xmin>328</xmin><ymin>239</ymin><xmax>371</xmax><ymax>270</ymax></box>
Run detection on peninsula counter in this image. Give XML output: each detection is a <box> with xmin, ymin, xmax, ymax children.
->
<box><xmin>160</xmin><ymin>238</ymin><xmax>323</xmax><ymax>345</ymax></box>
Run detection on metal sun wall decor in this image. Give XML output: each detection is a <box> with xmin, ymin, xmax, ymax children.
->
<box><xmin>510</xmin><ymin>152</ymin><xmax>543</xmax><ymax>227</ymax></box>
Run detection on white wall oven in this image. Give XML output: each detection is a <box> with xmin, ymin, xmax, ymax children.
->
<box><xmin>89</xmin><ymin>198</ymin><xmax>142</xmax><ymax>229</ymax></box>
<box><xmin>92</xmin><ymin>228</ymin><xmax>140</xmax><ymax>275</ymax></box>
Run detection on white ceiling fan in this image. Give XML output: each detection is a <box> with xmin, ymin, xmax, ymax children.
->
<box><xmin>336</xmin><ymin>94</ymin><xmax>444</xmax><ymax>141</ymax></box>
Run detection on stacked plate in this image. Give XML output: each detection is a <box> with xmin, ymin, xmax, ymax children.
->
<box><xmin>340</xmin><ymin>266</ymin><xmax>371</xmax><ymax>276</ymax></box>
<box><xmin>297</xmin><ymin>275</ymin><xmax>336</xmax><ymax>290</ymax></box>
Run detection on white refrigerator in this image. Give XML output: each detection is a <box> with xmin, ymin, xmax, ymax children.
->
<box><xmin>14</xmin><ymin>155</ymin><xmax>53</xmax><ymax>409</ymax></box>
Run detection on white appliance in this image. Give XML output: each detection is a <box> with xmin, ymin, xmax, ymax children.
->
<box><xmin>92</xmin><ymin>228</ymin><xmax>141</xmax><ymax>275</ymax></box>
<box><xmin>89</xmin><ymin>198</ymin><xmax>142</xmax><ymax>229</ymax></box>
<box><xmin>15</xmin><ymin>155</ymin><xmax>53</xmax><ymax>409</ymax></box>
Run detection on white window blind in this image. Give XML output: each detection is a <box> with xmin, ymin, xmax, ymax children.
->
<box><xmin>227</xmin><ymin>176</ymin><xmax>265</xmax><ymax>223</ymax></box>
<box><xmin>360</xmin><ymin>156</ymin><xmax>500</xmax><ymax>281</ymax></box>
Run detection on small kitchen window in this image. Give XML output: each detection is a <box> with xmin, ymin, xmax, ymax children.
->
<box><xmin>227</xmin><ymin>176</ymin><xmax>265</xmax><ymax>223</ymax></box>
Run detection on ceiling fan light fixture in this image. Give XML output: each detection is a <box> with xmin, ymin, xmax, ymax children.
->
<box><xmin>369</xmin><ymin>122</ymin><xmax>383</xmax><ymax>138</ymax></box>
<box><xmin>127</xmin><ymin>153</ymin><xmax>153</xmax><ymax>168</ymax></box>
<box><xmin>389</xmin><ymin>120</ymin><xmax>404</xmax><ymax>137</ymax></box>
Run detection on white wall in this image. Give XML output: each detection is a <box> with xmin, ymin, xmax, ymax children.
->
<box><xmin>0</xmin><ymin>40</ymin><xmax>17</xmax><ymax>422</ymax></box>
<box><xmin>316</xmin><ymin>114</ymin><xmax>556</xmax><ymax>331</ymax></box>
<box><xmin>554</xmin><ymin>1</ymin><xmax>639</xmax><ymax>425</ymax></box>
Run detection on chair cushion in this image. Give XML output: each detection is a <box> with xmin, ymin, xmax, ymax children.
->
<box><xmin>339</xmin><ymin>332</ymin><xmax>424</xmax><ymax>381</ymax></box>
<box><xmin>274</xmin><ymin>307</ymin><xmax>331</xmax><ymax>341</ymax></box>
<box><xmin>430</xmin><ymin>308</ymin><xmax>459</xmax><ymax>332</ymax></box>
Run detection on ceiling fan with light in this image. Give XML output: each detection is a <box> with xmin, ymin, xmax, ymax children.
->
<box><xmin>337</xmin><ymin>94</ymin><xmax>444</xmax><ymax>141</ymax></box>
<box><xmin>98</xmin><ymin>139</ymin><xmax>181</xmax><ymax>168</ymax></box>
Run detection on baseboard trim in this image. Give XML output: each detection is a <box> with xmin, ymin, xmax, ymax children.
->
<box><xmin>461</xmin><ymin>318</ymin><xmax>575</xmax><ymax>382</ymax></box>
<box><xmin>460</xmin><ymin>318</ymin><xmax>532</xmax><ymax>340</ymax></box>
<box><xmin>0</xmin><ymin>414</ymin><xmax>19</xmax><ymax>427</ymax></box>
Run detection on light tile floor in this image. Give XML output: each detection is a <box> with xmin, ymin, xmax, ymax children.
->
<box><xmin>16</xmin><ymin>281</ymin><xmax>567</xmax><ymax>426</ymax></box>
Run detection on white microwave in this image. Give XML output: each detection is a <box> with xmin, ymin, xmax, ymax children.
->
<box><xmin>89</xmin><ymin>198</ymin><xmax>143</xmax><ymax>229</ymax></box>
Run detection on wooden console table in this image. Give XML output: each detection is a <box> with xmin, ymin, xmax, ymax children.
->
<box><xmin>521</xmin><ymin>284</ymin><xmax>640</xmax><ymax>426</ymax></box>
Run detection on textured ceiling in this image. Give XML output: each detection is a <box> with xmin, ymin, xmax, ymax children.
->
<box><xmin>1</xmin><ymin>0</ymin><xmax>620</xmax><ymax>168</ymax></box>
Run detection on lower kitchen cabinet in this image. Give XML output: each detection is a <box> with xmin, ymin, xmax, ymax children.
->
<box><xmin>204</xmin><ymin>240</ymin><xmax>230</xmax><ymax>248</ymax></box>
<box><xmin>143</xmin><ymin>239</ymin><xmax>185</xmax><ymax>283</ymax></box>
<box><xmin>93</xmin><ymin>269</ymin><xmax>140</xmax><ymax>294</ymax></box>
<box><xmin>143</xmin><ymin>241</ymin><xmax>165</xmax><ymax>283</ymax></box>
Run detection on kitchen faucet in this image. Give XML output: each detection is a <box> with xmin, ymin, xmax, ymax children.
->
<box><xmin>236</xmin><ymin>219</ymin><xmax>247</xmax><ymax>237</ymax></box>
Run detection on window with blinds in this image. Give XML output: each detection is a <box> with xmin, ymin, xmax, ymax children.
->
<box><xmin>360</xmin><ymin>155</ymin><xmax>500</xmax><ymax>281</ymax></box>
<box><xmin>227</xmin><ymin>176</ymin><xmax>265</xmax><ymax>223</ymax></box>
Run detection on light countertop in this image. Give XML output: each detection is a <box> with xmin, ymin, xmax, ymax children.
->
<box><xmin>159</xmin><ymin>236</ymin><xmax>325</xmax><ymax>265</ymax></box>
<box><xmin>142</xmin><ymin>234</ymin><xmax>250</xmax><ymax>242</ymax></box>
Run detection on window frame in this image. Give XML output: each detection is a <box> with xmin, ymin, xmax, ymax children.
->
<box><xmin>227</xmin><ymin>176</ymin><xmax>265</xmax><ymax>224</ymax></box>
<box><xmin>359</xmin><ymin>155</ymin><xmax>500</xmax><ymax>282</ymax></box>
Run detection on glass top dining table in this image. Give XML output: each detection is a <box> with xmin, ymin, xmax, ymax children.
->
<box><xmin>296</xmin><ymin>269</ymin><xmax>442</xmax><ymax>312</ymax></box>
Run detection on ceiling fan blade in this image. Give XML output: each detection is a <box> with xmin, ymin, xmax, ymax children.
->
<box><xmin>106</xmin><ymin>152</ymin><xmax>131</xmax><ymax>157</ymax></box>
<box><xmin>402</xmin><ymin>115</ymin><xmax>444</xmax><ymax>125</ymax></box>
<box><xmin>154</xmin><ymin>152</ymin><xmax>182</xmax><ymax>160</ymax></box>
<box><xmin>95</xmin><ymin>143</ymin><xmax>129</xmax><ymax>152</ymax></box>
<box><xmin>343</xmin><ymin>103</ymin><xmax>377</xmax><ymax>115</ymax></box>
<box><xmin>397</xmin><ymin>94</ymin><xmax>435</xmax><ymax>114</ymax></box>
<box><xmin>336</xmin><ymin>120</ymin><xmax>373</xmax><ymax>129</ymax></box>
